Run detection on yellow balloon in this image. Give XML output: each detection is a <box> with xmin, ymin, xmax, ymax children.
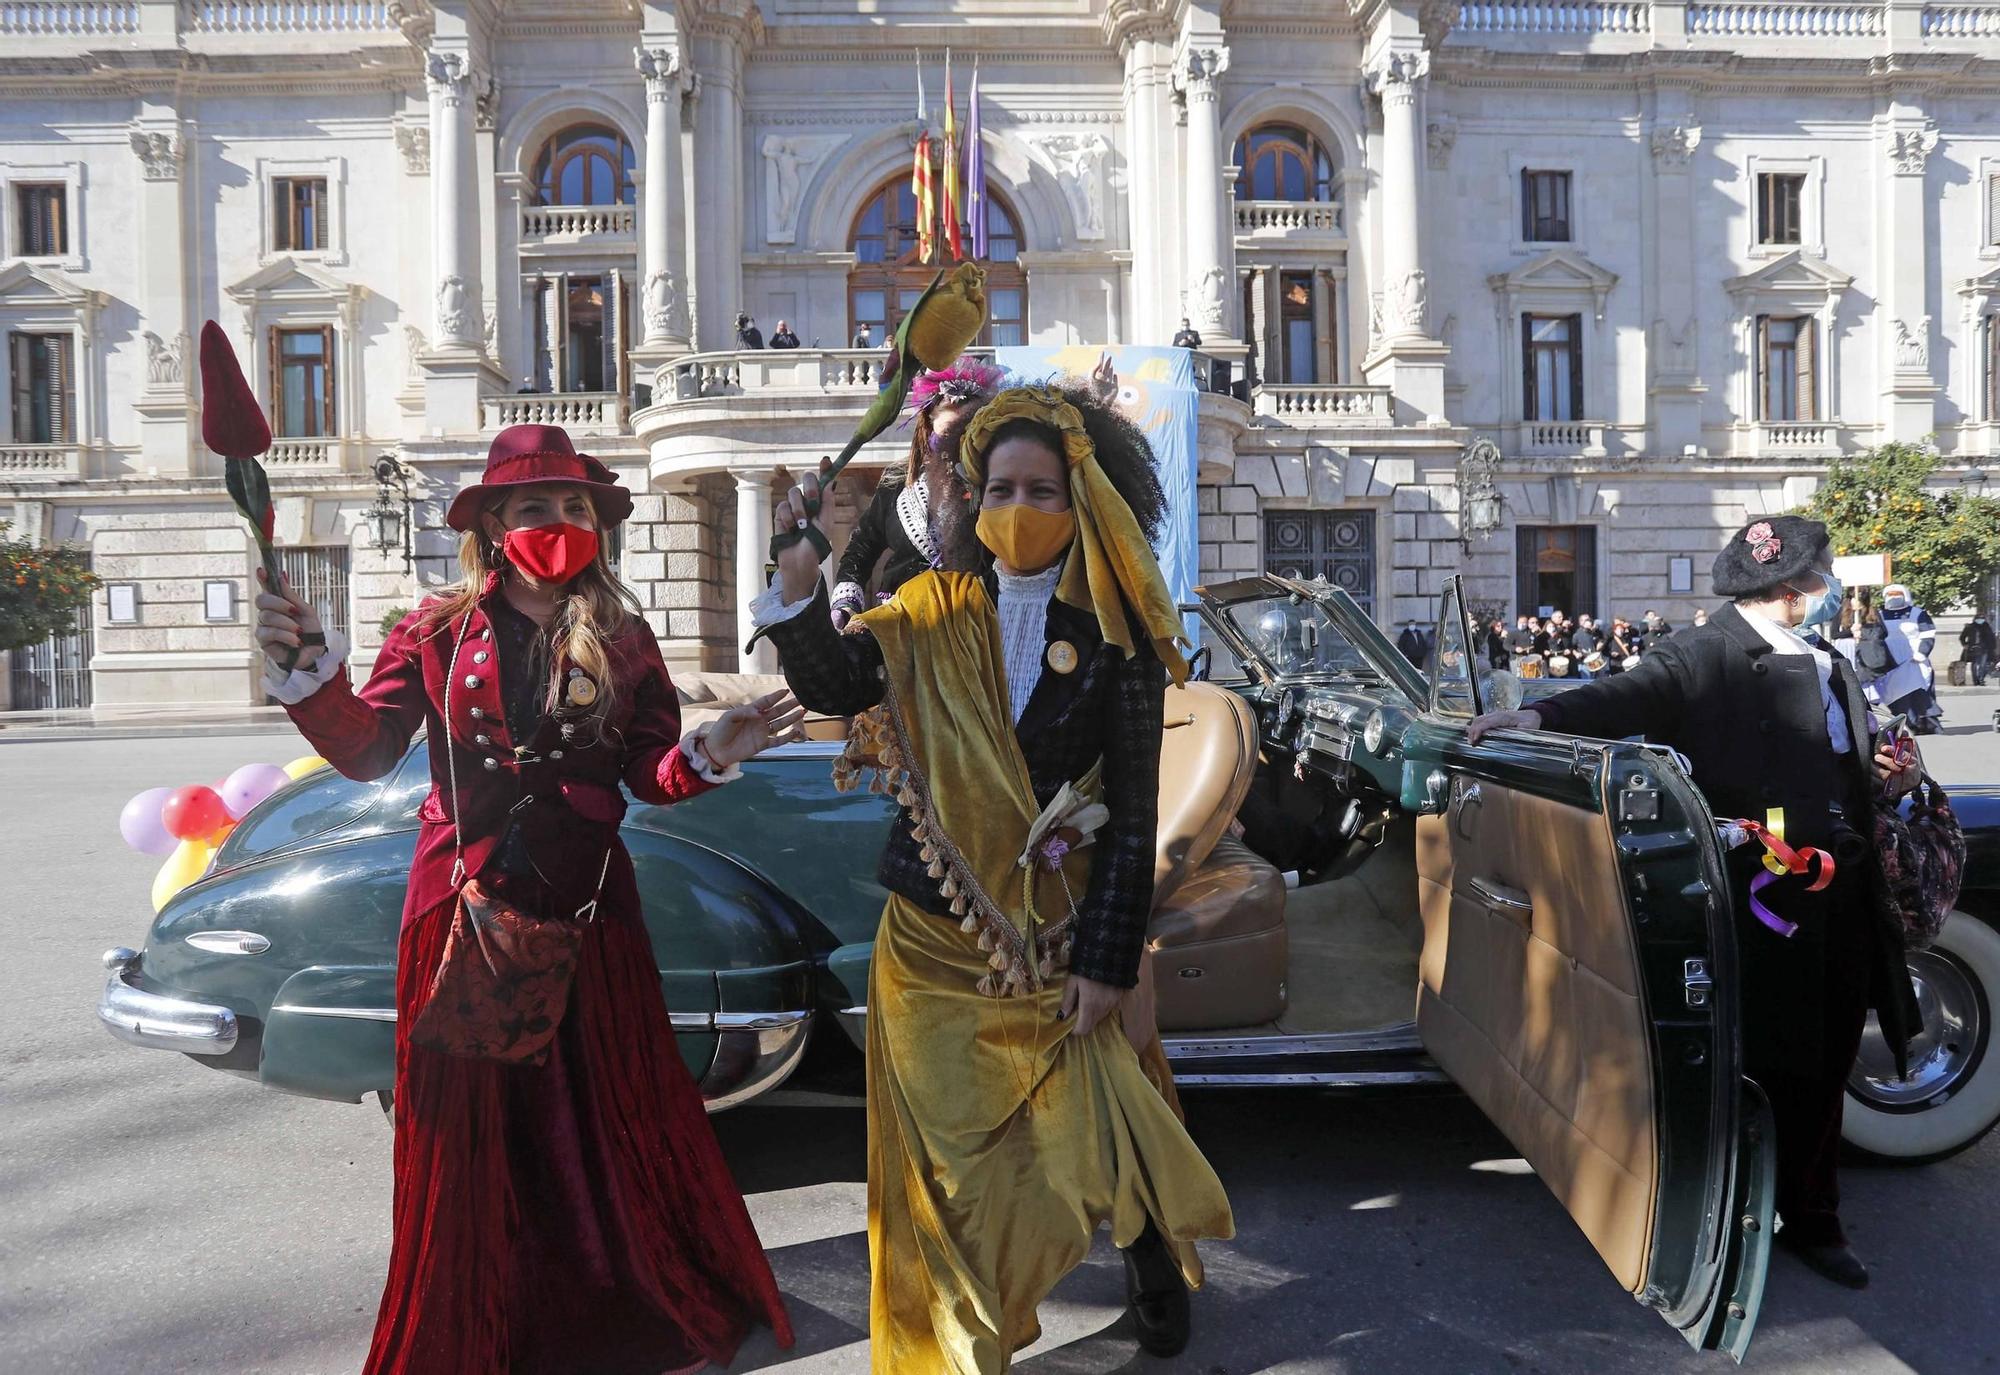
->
<box><xmin>151</xmin><ymin>837</ymin><xmax>218</xmax><ymax>913</ymax></box>
<box><xmin>283</xmin><ymin>754</ymin><xmax>329</xmax><ymax>781</ymax></box>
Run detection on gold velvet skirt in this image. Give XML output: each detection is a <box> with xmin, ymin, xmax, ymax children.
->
<box><xmin>865</xmin><ymin>894</ymin><xmax>1236</xmax><ymax>1374</ymax></box>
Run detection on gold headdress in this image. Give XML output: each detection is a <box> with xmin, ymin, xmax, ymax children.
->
<box><xmin>961</xmin><ymin>385</ymin><xmax>1189</xmax><ymax>684</ymax></box>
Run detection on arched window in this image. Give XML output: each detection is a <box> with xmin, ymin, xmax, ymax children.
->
<box><xmin>847</xmin><ymin>179</ymin><xmax>1027</xmax><ymax>348</ymax></box>
<box><xmin>530</xmin><ymin>124</ymin><xmax>636</xmax><ymax>207</ymax></box>
<box><xmin>1233</xmin><ymin>124</ymin><xmax>1337</xmax><ymax>203</ymax></box>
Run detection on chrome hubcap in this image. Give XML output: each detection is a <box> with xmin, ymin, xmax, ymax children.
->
<box><xmin>1848</xmin><ymin>948</ymin><xmax>1988</xmax><ymax>1111</ymax></box>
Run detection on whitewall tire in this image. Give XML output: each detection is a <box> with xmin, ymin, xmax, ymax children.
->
<box><xmin>1843</xmin><ymin>911</ymin><xmax>2000</xmax><ymax>1165</ymax></box>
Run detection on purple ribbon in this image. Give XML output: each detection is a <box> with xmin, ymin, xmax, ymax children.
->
<box><xmin>1038</xmin><ymin>835</ymin><xmax>1071</xmax><ymax>872</ymax></box>
<box><xmin>1748</xmin><ymin>868</ymin><xmax>1799</xmax><ymax>938</ymax></box>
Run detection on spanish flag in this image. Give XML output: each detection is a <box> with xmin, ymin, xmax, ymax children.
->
<box><xmin>912</xmin><ymin>54</ymin><xmax>936</xmax><ymax>265</ymax></box>
<box><xmin>941</xmin><ymin>50</ymin><xmax>963</xmax><ymax>261</ymax></box>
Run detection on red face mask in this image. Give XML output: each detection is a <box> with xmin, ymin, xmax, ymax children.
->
<box><xmin>502</xmin><ymin>521</ymin><xmax>599</xmax><ymax>583</ymax></box>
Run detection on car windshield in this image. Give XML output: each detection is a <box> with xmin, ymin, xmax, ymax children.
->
<box><xmin>1222</xmin><ymin>596</ymin><xmax>1384</xmax><ymax>682</ymax></box>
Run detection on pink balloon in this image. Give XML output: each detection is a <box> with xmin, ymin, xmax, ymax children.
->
<box><xmin>220</xmin><ymin>762</ymin><xmax>292</xmax><ymax>820</ymax></box>
<box><xmin>119</xmin><ymin>787</ymin><xmax>178</xmax><ymax>856</ymax></box>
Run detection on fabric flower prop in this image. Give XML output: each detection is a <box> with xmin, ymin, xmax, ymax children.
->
<box><xmin>773</xmin><ymin>264</ymin><xmax>988</xmax><ymax>563</ymax></box>
<box><xmin>198</xmin><ymin>320</ymin><xmax>293</xmax><ymax>668</ymax></box>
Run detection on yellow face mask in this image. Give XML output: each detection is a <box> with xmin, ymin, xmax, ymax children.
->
<box><xmin>975</xmin><ymin>502</ymin><xmax>1076</xmax><ymax>573</ymax></box>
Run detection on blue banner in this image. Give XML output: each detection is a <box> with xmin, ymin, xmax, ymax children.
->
<box><xmin>993</xmin><ymin>344</ymin><xmax>1201</xmax><ymax>639</ymax></box>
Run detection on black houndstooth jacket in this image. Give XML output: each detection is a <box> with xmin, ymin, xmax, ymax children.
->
<box><xmin>762</xmin><ymin>575</ymin><xmax>1165</xmax><ymax>988</ymax></box>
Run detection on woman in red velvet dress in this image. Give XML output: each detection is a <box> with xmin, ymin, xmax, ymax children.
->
<box><xmin>253</xmin><ymin>424</ymin><xmax>798</xmax><ymax>1374</ymax></box>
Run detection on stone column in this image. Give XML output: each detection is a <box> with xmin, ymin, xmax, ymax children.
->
<box><xmin>635</xmin><ymin>44</ymin><xmax>693</xmax><ymax>360</ymax></box>
<box><xmin>735</xmin><ymin>469</ymin><xmax>775</xmax><ymax>672</ymax></box>
<box><xmin>692</xmin><ymin>29</ymin><xmax>745</xmax><ymax>352</ymax></box>
<box><xmin>1359</xmin><ymin>47</ymin><xmax>1448</xmax><ymax>422</ymax></box>
<box><xmin>1175</xmin><ymin>43</ymin><xmax>1232</xmax><ymax>341</ymax></box>
<box><xmin>427</xmin><ymin>50</ymin><xmax>476</xmax><ymax>347</ymax></box>
<box><xmin>1647</xmin><ymin>112</ymin><xmax>1706</xmax><ymax>454</ymax></box>
<box><xmin>130</xmin><ymin>103</ymin><xmax>193</xmax><ymax>474</ymax></box>
<box><xmin>1883</xmin><ymin>106</ymin><xmax>1940</xmax><ymax>441</ymax></box>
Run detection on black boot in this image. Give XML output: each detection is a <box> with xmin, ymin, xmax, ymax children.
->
<box><xmin>1783</xmin><ymin>1237</ymin><xmax>1870</xmax><ymax>1290</ymax></box>
<box><xmin>1122</xmin><ymin>1221</ymin><xmax>1191</xmax><ymax>1358</ymax></box>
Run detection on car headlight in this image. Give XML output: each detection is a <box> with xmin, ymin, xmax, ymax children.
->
<box><xmin>1363</xmin><ymin>709</ymin><xmax>1387</xmax><ymax>755</ymax></box>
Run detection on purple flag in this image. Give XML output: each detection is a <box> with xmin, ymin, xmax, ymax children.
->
<box><xmin>965</xmin><ymin>62</ymin><xmax>987</xmax><ymax>259</ymax></box>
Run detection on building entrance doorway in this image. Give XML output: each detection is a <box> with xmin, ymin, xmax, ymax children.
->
<box><xmin>1516</xmin><ymin>525</ymin><xmax>1597</xmax><ymax>620</ymax></box>
<box><xmin>9</xmin><ymin>618</ymin><xmax>92</xmax><ymax>709</ymax></box>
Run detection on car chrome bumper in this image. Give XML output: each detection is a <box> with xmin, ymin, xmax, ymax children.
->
<box><xmin>699</xmin><ymin>1010</ymin><xmax>814</xmax><ymax>1112</ymax></box>
<box><xmin>96</xmin><ymin>948</ymin><xmax>240</xmax><ymax>1056</ymax></box>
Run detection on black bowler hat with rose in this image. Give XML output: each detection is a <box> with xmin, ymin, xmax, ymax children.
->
<box><xmin>1712</xmin><ymin>514</ymin><xmax>1832</xmax><ymax>598</ymax></box>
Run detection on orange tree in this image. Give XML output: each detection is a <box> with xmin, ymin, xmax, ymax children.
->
<box><xmin>0</xmin><ymin>522</ymin><xmax>98</xmax><ymax>652</ymax></box>
<box><xmin>1804</xmin><ymin>442</ymin><xmax>2000</xmax><ymax>610</ymax></box>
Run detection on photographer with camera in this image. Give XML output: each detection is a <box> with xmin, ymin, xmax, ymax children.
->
<box><xmin>1468</xmin><ymin>515</ymin><xmax>1920</xmax><ymax>1292</ymax></box>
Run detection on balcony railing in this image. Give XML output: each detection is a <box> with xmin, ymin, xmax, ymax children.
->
<box><xmin>0</xmin><ymin>444</ymin><xmax>83</xmax><ymax>476</ymax></box>
<box><xmin>1253</xmin><ymin>385</ymin><xmax>1392</xmax><ymax>422</ymax></box>
<box><xmin>482</xmin><ymin>391</ymin><xmax>626</xmax><ymax>435</ymax></box>
<box><xmin>183</xmin><ymin>1</ymin><xmax>399</xmax><ymax>30</ymax></box>
<box><xmin>653</xmin><ymin>348</ymin><xmax>997</xmax><ymax>404</ymax></box>
<box><xmin>1684</xmin><ymin>0</ymin><xmax>1884</xmax><ymax>32</ymax></box>
<box><xmin>1749</xmin><ymin>421</ymin><xmax>1839</xmax><ymax>456</ymax></box>
<box><xmin>0</xmin><ymin>2</ymin><xmax>137</xmax><ymax>32</ymax></box>
<box><xmin>1520</xmin><ymin>420</ymin><xmax>1607</xmax><ymax>454</ymax></box>
<box><xmin>520</xmin><ymin>204</ymin><xmax>637</xmax><ymax>244</ymax></box>
<box><xmin>264</xmin><ymin>437</ymin><xmax>343</xmax><ymax>468</ymax></box>
<box><xmin>1922</xmin><ymin>2</ymin><xmax>2000</xmax><ymax>33</ymax></box>
<box><xmin>1234</xmin><ymin>201</ymin><xmax>1344</xmax><ymax>238</ymax></box>
<box><xmin>1457</xmin><ymin>1</ymin><xmax>1651</xmax><ymax>33</ymax></box>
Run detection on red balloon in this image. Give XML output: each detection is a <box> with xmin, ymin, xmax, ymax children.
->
<box><xmin>161</xmin><ymin>785</ymin><xmax>230</xmax><ymax>842</ymax></box>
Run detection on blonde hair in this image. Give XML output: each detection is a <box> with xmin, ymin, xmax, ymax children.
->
<box><xmin>419</xmin><ymin>489</ymin><xmax>643</xmax><ymax>723</ymax></box>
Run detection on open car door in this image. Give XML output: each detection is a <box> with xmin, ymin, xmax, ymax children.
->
<box><xmin>1397</xmin><ymin>578</ymin><xmax>1775</xmax><ymax>1361</ymax></box>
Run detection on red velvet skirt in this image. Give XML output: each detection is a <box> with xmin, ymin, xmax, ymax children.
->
<box><xmin>364</xmin><ymin>887</ymin><xmax>795</xmax><ymax>1374</ymax></box>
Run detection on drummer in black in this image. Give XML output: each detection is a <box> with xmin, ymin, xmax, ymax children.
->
<box><xmin>1469</xmin><ymin>515</ymin><xmax>1921</xmax><ymax>1290</ymax></box>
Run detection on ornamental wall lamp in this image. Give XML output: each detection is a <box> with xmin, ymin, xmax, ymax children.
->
<box><xmin>1457</xmin><ymin>438</ymin><xmax>1505</xmax><ymax>548</ymax></box>
<box><xmin>367</xmin><ymin>452</ymin><xmax>415</xmax><ymax>572</ymax></box>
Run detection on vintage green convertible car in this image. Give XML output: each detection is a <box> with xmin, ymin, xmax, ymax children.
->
<box><xmin>99</xmin><ymin>574</ymin><xmax>2000</xmax><ymax>1360</ymax></box>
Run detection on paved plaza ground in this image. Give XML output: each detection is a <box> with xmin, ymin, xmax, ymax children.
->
<box><xmin>2</xmin><ymin>695</ymin><xmax>1996</xmax><ymax>1373</ymax></box>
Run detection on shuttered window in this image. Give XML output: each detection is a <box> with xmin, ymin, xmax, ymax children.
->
<box><xmin>1758</xmin><ymin>315</ymin><xmax>1817</xmax><ymax>421</ymax></box>
<box><xmin>273</xmin><ymin>177</ymin><xmax>327</xmax><ymax>252</ymax></box>
<box><xmin>9</xmin><ymin>332</ymin><xmax>73</xmax><ymax>443</ymax></box>
<box><xmin>1521</xmin><ymin>314</ymin><xmax>1583</xmax><ymax>421</ymax></box>
<box><xmin>1757</xmin><ymin>173</ymin><xmax>1804</xmax><ymax>246</ymax></box>
<box><xmin>1988</xmin><ymin>173</ymin><xmax>2000</xmax><ymax>247</ymax></box>
<box><xmin>1520</xmin><ymin>170</ymin><xmax>1572</xmax><ymax>243</ymax></box>
<box><xmin>1986</xmin><ymin>315</ymin><xmax>1999</xmax><ymax>422</ymax></box>
<box><xmin>271</xmin><ymin>326</ymin><xmax>336</xmax><ymax>437</ymax></box>
<box><xmin>17</xmin><ymin>184</ymin><xmax>66</xmax><ymax>257</ymax></box>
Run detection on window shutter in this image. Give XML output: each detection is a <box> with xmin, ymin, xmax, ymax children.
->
<box><xmin>50</xmin><ymin>335</ymin><xmax>71</xmax><ymax>443</ymax></box>
<box><xmin>273</xmin><ymin>181</ymin><xmax>289</xmax><ymax>252</ymax></box>
<box><xmin>268</xmin><ymin>328</ymin><xmax>284</xmax><ymax>435</ymax></box>
<box><xmin>10</xmin><ymin>334</ymin><xmax>29</xmax><ymax>443</ymax></box>
<box><xmin>1567</xmin><ymin>314</ymin><xmax>1584</xmax><ymax>421</ymax></box>
<box><xmin>1988</xmin><ymin>315</ymin><xmax>1999</xmax><ymax>422</ymax></box>
<box><xmin>1521</xmin><ymin>314</ymin><xmax>1536</xmax><ymax>420</ymax></box>
<box><xmin>1521</xmin><ymin>168</ymin><xmax>1532</xmax><ymax>241</ymax></box>
<box><xmin>1755</xmin><ymin>315</ymin><xmax>1770</xmax><ymax>419</ymax></box>
<box><xmin>1796</xmin><ymin>317</ymin><xmax>1817</xmax><ymax>421</ymax></box>
<box><xmin>321</xmin><ymin>324</ymin><xmax>336</xmax><ymax>437</ymax></box>
<box><xmin>1989</xmin><ymin>173</ymin><xmax>2000</xmax><ymax>247</ymax></box>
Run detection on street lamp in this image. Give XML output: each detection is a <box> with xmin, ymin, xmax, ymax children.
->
<box><xmin>367</xmin><ymin>453</ymin><xmax>414</xmax><ymax>572</ymax></box>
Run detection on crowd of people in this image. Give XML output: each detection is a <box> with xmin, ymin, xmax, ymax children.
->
<box><xmin>1484</xmin><ymin>607</ymin><xmax>1690</xmax><ymax>680</ymax></box>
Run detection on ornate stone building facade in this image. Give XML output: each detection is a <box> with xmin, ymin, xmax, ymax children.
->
<box><xmin>1</xmin><ymin>0</ymin><xmax>1995</xmax><ymax>706</ymax></box>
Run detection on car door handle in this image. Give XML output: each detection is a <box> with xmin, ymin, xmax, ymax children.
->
<box><xmin>1452</xmin><ymin>781</ymin><xmax>1483</xmax><ymax>839</ymax></box>
<box><xmin>1469</xmin><ymin>876</ymin><xmax>1533</xmax><ymax>924</ymax></box>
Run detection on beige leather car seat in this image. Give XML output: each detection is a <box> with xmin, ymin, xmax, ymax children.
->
<box><xmin>1147</xmin><ymin>683</ymin><xmax>1289</xmax><ymax>1031</ymax></box>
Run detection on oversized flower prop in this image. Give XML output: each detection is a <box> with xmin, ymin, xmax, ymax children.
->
<box><xmin>197</xmin><ymin>320</ymin><xmax>293</xmax><ymax>669</ymax></box>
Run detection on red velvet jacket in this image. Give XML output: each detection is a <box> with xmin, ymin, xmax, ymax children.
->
<box><xmin>282</xmin><ymin>574</ymin><xmax>716</xmax><ymax>923</ymax></box>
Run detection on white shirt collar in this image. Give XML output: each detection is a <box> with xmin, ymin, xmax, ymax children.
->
<box><xmin>1738</xmin><ymin>603</ymin><xmax>1815</xmax><ymax>655</ymax></box>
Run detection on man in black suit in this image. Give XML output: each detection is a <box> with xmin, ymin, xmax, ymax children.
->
<box><xmin>1470</xmin><ymin>515</ymin><xmax>1920</xmax><ymax>1290</ymax></box>
<box><xmin>1171</xmin><ymin>317</ymin><xmax>1202</xmax><ymax>349</ymax></box>
<box><xmin>1396</xmin><ymin>619</ymin><xmax>1431</xmax><ymax>670</ymax></box>
<box><xmin>768</xmin><ymin>319</ymin><xmax>801</xmax><ymax>349</ymax></box>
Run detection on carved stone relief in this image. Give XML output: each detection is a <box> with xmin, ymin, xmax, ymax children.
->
<box><xmin>1894</xmin><ymin>316</ymin><xmax>1931</xmax><ymax>371</ymax></box>
<box><xmin>1032</xmin><ymin>132</ymin><xmax>1112</xmax><ymax>242</ymax></box>
<box><xmin>761</xmin><ymin>134</ymin><xmax>842</xmax><ymax>245</ymax></box>
<box><xmin>1889</xmin><ymin>123</ymin><xmax>1939</xmax><ymax>176</ymax></box>
<box><xmin>1649</xmin><ymin>123</ymin><xmax>1702</xmax><ymax>168</ymax></box>
<box><xmin>129</xmin><ymin>130</ymin><xmax>183</xmax><ymax>180</ymax></box>
<box><xmin>142</xmin><ymin>330</ymin><xmax>187</xmax><ymax>389</ymax></box>
<box><xmin>394</xmin><ymin>125</ymin><xmax>431</xmax><ymax>176</ymax></box>
<box><xmin>1426</xmin><ymin>119</ymin><xmax>1456</xmax><ymax>171</ymax></box>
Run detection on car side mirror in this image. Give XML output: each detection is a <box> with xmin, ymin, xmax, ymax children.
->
<box><xmin>1485</xmin><ymin>670</ymin><xmax>1524</xmax><ymax>712</ymax></box>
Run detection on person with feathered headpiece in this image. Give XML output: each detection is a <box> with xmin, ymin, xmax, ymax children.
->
<box><xmin>829</xmin><ymin>356</ymin><xmax>1005</xmax><ymax>627</ymax></box>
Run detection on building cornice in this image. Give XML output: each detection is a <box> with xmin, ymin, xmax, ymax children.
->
<box><xmin>1432</xmin><ymin>46</ymin><xmax>1996</xmax><ymax>95</ymax></box>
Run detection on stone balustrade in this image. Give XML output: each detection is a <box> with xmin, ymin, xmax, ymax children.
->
<box><xmin>263</xmin><ymin>437</ymin><xmax>343</xmax><ymax>468</ymax></box>
<box><xmin>1457</xmin><ymin>1</ymin><xmax>1651</xmax><ymax>33</ymax></box>
<box><xmin>1233</xmin><ymin>200</ymin><xmax>1345</xmax><ymax>238</ymax></box>
<box><xmin>519</xmin><ymin>204</ymin><xmax>637</xmax><ymax>243</ymax></box>
<box><xmin>1749</xmin><ymin>421</ymin><xmax>1840</xmax><ymax>456</ymax></box>
<box><xmin>1520</xmin><ymin>420</ymin><xmax>1607</xmax><ymax>454</ymax></box>
<box><xmin>481</xmin><ymin>391</ymin><xmax>625</xmax><ymax>434</ymax></box>
<box><xmin>649</xmin><ymin>348</ymin><xmax>1000</xmax><ymax>405</ymax></box>
<box><xmin>1922</xmin><ymin>2</ymin><xmax>2000</xmax><ymax>33</ymax></box>
<box><xmin>0</xmin><ymin>1</ymin><xmax>136</xmax><ymax>31</ymax></box>
<box><xmin>182</xmin><ymin>1</ymin><xmax>398</xmax><ymax>30</ymax></box>
<box><xmin>1685</xmin><ymin>1</ymin><xmax>1884</xmax><ymax>33</ymax></box>
<box><xmin>0</xmin><ymin>444</ymin><xmax>84</xmax><ymax>476</ymax></box>
<box><xmin>1252</xmin><ymin>385</ymin><xmax>1392</xmax><ymax>422</ymax></box>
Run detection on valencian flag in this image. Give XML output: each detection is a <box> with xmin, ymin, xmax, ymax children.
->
<box><xmin>965</xmin><ymin>59</ymin><xmax>988</xmax><ymax>260</ymax></box>
<box><xmin>912</xmin><ymin>53</ymin><xmax>937</xmax><ymax>265</ymax></box>
<box><xmin>196</xmin><ymin>320</ymin><xmax>296</xmax><ymax>669</ymax></box>
<box><xmin>941</xmin><ymin>51</ymin><xmax>964</xmax><ymax>261</ymax></box>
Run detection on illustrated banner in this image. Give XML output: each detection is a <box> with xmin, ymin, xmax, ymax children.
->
<box><xmin>994</xmin><ymin>344</ymin><xmax>1201</xmax><ymax>639</ymax></box>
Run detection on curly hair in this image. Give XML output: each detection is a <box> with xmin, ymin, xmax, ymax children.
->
<box><xmin>939</xmin><ymin>381</ymin><xmax>1168</xmax><ymax>571</ymax></box>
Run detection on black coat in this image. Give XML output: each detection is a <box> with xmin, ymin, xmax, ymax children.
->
<box><xmin>831</xmin><ymin>476</ymin><xmax>932</xmax><ymax>616</ymax></box>
<box><xmin>763</xmin><ymin>575</ymin><xmax>1165</xmax><ymax>989</ymax></box>
<box><xmin>1531</xmin><ymin>603</ymin><xmax>1919</xmax><ymax>1072</ymax></box>
<box><xmin>769</xmin><ymin>329</ymin><xmax>801</xmax><ymax>349</ymax></box>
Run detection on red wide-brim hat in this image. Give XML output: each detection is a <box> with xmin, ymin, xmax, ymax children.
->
<box><xmin>445</xmin><ymin>423</ymin><xmax>636</xmax><ymax>532</ymax></box>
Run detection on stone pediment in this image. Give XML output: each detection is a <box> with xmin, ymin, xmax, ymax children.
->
<box><xmin>1487</xmin><ymin>248</ymin><xmax>1619</xmax><ymax>319</ymax></box>
<box><xmin>0</xmin><ymin>259</ymin><xmax>103</xmax><ymax>308</ymax></box>
<box><xmin>1723</xmin><ymin>250</ymin><xmax>1853</xmax><ymax>300</ymax></box>
<box><xmin>225</xmin><ymin>256</ymin><xmax>365</xmax><ymax>306</ymax></box>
